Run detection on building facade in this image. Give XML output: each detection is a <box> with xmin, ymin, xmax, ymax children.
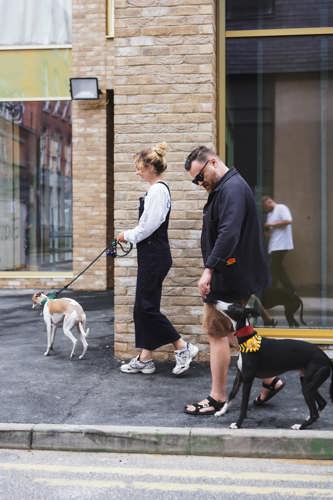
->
<box><xmin>0</xmin><ymin>0</ymin><xmax>332</xmax><ymax>358</ymax></box>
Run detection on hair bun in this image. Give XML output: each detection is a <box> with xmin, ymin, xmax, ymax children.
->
<box><xmin>153</xmin><ymin>142</ymin><xmax>167</xmax><ymax>158</ymax></box>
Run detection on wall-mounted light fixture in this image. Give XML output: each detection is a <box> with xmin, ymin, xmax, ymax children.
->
<box><xmin>69</xmin><ymin>77</ymin><xmax>102</xmax><ymax>100</ymax></box>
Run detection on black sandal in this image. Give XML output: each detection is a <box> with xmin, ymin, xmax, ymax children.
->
<box><xmin>184</xmin><ymin>395</ymin><xmax>225</xmax><ymax>415</ymax></box>
<box><xmin>253</xmin><ymin>377</ymin><xmax>285</xmax><ymax>406</ymax></box>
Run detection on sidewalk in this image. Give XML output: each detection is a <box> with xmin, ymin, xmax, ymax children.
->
<box><xmin>0</xmin><ymin>289</ymin><xmax>332</xmax><ymax>459</ymax></box>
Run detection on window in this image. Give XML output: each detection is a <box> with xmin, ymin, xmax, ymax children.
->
<box><xmin>226</xmin><ymin>33</ymin><xmax>333</xmax><ymax>328</ymax></box>
<box><xmin>0</xmin><ymin>0</ymin><xmax>71</xmax><ymax>46</ymax></box>
<box><xmin>226</xmin><ymin>0</ymin><xmax>333</xmax><ymax>30</ymax></box>
<box><xmin>0</xmin><ymin>101</ymin><xmax>72</xmax><ymax>271</ymax></box>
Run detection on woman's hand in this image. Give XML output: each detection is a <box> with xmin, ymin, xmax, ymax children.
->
<box><xmin>116</xmin><ymin>232</ymin><xmax>127</xmax><ymax>242</ymax></box>
<box><xmin>198</xmin><ymin>268</ymin><xmax>213</xmax><ymax>300</ymax></box>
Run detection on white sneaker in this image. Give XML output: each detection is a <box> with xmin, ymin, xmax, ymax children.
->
<box><xmin>172</xmin><ymin>342</ymin><xmax>199</xmax><ymax>375</ymax></box>
<box><xmin>120</xmin><ymin>355</ymin><xmax>156</xmax><ymax>374</ymax></box>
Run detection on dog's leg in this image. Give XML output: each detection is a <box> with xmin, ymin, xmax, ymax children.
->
<box><xmin>229</xmin><ymin>367</ymin><xmax>243</xmax><ymax>401</ymax></box>
<box><xmin>292</xmin><ymin>381</ymin><xmax>319</xmax><ymax>430</ymax></box>
<box><xmin>286</xmin><ymin>312</ymin><xmax>299</xmax><ymax>327</ymax></box>
<box><xmin>63</xmin><ymin>317</ymin><xmax>78</xmax><ymax>359</ymax></box>
<box><xmin>285</xmin><ymin>293</ymin><xmax>303</xmax><ymax>327</ymax></box>
<box><xmin>215</xmin><ymin>367</ymin><xmax>243</xmax><ymax>417</ymax></box>
<box><xmin>314</xmin><ymin>391</ymin><xmax>327</xmax><ymax>411</ymax></box>
<box><xmin>300</xmin><ymin>376</ymin><xmax>327</xmax><ymax>412</ymax></box>
<box><xmin>298</xmin><ymin>299</ymin><xmax>307</xmax><ymax>326</ymax></box>
<box><xmin>44</xmin><ymin>320</ymin><xmax>53</xmax><ymax>356</ymax></box>
<box><xmin>292</xmin><ymin>365</ymin><xmax>330</xmax><ymax>430</ymax></box>
<box><xmin>78</xmin><ymin>321</ymin><xmax>88</xmax><ymax>360</ymax></box>
<box><xmin>308</xmin><ymin>365</ymin><xmax>331</xmax><ymax>413</ymax></box>
<box><xmin>50</xmin><ymin>323</ymin><xmax>57</xmax><ymax>352</ymax></box>
<box><xmin>230</xmin><ymin>378</ymin><xmax>254</xmax><ymax>429</ymax></box>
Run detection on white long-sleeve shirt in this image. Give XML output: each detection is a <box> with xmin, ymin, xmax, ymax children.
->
<box><xmin>124</xmin><ymin>182</ymin><xmax>171</xmax><ymax>245</ymax></box>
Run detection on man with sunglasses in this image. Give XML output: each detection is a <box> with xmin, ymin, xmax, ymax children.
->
<box><xmin>184</xmin><ymin>146</ymin><xmax>285</xmax><ymax>415</ymax></box>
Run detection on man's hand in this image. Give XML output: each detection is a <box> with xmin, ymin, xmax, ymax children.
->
<box><xmin>116</xmin><ymin>232</ymin><xmax>127</xmax><ymax>242</ymax></box>
<box><xmin>198</xmin><ymin>268</ymin><xmax>213</xmax><ymax>300</ymax></box>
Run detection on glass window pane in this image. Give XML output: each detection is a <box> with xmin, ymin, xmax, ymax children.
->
<box><xmin>0</xmin><ymin>49</ymin><xmax>72</xmax><ymax>100</ymax></box>
<box><xmin>226</xmin><ymin>0</ymin><xmax>333</xmax><ymax>30</ymax></box>
<box><xmin>226</xmin><ymin>36</ymin><xmax>333</xmax><ymax>329</ymax></box>
<box><xmin>0</xmin><ymin>0</ymin><xmax>71</xmax><ymax>46</ymax></box>
<box><xmin>0</xmin><ymin>101</ymin><xmax>72</xmax><ymax>271</ymax></box>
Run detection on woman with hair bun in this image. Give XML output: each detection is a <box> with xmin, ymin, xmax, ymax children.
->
<box><xmin>117</xmin><ymin>142</ymin><xmax>198</xmax><ymax>375</ymax></box>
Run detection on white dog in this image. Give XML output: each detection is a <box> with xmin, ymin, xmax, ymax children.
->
<box><xmin>32</xmin><ymin>291</ymin><xmax>89</xmax><ymax>359</ymax></box>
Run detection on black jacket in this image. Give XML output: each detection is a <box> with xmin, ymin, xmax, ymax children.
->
<box><xmin>201</xmin><ymin>168</ymin><xmax>269</xmax><ymax>302</ymax></box>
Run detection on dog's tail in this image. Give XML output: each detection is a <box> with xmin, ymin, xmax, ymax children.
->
<box><xmin>299</xmin><ymin>298</ymin><xmax>307</xmax><ymax>326</ymax></box>
<box><xmin>79</xmin><ymin>322</ymin><xmax>90</xmax><ymax>338</ymax></box>
<box><xmin>330</xmin><ymin>359</ymin><xmax>333</xmax><ymax>403</ymax></box>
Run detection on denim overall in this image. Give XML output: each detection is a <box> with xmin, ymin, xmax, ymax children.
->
<box><xmin>134</xmin><ymin>182</ymin><xmax>180</xmax><ymax>350</ymax></box>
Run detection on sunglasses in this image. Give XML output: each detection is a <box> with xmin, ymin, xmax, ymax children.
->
<box><xmin>192</xmin><ymin>159</ymin><xmax>210</xmax><ymax>185</ymax></box>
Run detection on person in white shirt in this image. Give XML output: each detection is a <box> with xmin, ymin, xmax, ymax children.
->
<box><xmin>117</xmin><ymin>142</ymin><xmax>198</xmax><ymax>375</ymax></box>
<box><xmin>262</xmin><ymin>195</ymin><xmax>295</xmax><ymax>293</ymax></box>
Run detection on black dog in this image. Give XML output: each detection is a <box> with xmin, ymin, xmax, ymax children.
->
<box><xmin>261</xmin><ymin>287</ymin><xmax>306</xmax><ymax>327</ymax></box>
<box><xmin>215</xmin><ymin>304</ymin><xmax>333</xmax><ymax>429</ymax></box>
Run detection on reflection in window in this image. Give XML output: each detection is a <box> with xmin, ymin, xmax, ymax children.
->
<box><xmin>0</xmin><ymin>0</ymin><xmax>71</xmax><ymax>46</ymax></box>
<box><xmin>226</xmin><ymin>0</ymin><xmax>333</xmax><ymax>30</ymax></box>
<box><xmin>226</xmin><ymin>36</ymin><xmax>333</xmax><ymax>328</ymax></box>
<box><xmin>0</xmin><ymin>101</ymin><xmax>72</xmax><ymax>271</ymax></box>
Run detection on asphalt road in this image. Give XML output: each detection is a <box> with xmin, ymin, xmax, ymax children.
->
<box><xmin>0</xmin><ymin>290</ymin><xmax>332</xmax><ymax>431</ymax></box>
<box><xmin>1</xmin><ymin>448</ymin><xmax>333</xmax><ymax>499</ymax></box>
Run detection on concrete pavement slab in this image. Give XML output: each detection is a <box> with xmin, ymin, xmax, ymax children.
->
<box><xmin>1</xmin><ymin>289</ymin><xmax>333</xmax><ymax>458</ymax></box>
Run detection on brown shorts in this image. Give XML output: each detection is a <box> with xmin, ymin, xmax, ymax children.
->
<box><xmin>202</xmin><ymin>302</ymin><xmax>234</xmax><ymax>338</ymax></box>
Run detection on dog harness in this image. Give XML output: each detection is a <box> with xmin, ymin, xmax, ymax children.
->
<box><xmin>239</xmin><ymin>333</ymin><xmax>262</xmax><ymax>353</ymax></box>
<box><xmin>235</xmin><ymin>325</ymin><xmax>262</xmax><ymax>353</ymax></box>
<box><xmin>217</xmin><ymin>303</ymin><xmax>263</xmax><ymax>353</ymax></box>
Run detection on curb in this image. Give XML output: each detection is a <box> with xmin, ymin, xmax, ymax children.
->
<box><xmin>1</xmin><ymin>423</ymin><xmax>333</xmax><ymax>459</ymax></box>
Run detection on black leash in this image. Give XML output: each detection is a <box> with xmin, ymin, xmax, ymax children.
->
<box><xmin>48</xmin><ymin>240</ymin><xmax>132</xmax><ymax>299</ymax></box>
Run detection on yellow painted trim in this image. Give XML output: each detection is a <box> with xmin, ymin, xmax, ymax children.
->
<box><xmin>217</xmin><ymin>0</ymin><xmax>225</xmax><ymax>160</ymax></box>
<box><xmin>106</xmin><ymin>0</ymin><xmax>115</xmax><ymax>38</ymax></box>
<box><xmin>0</xmin><ymin>45</ymin><xmax>72</xmax><ymax>51</ymax></box>
<box><xmin>226</xmin><ymin>27</ymin><xmax>333</xmax><ymax>38</ymax></box>
<box><xmin>258</xmin><ymin>327</ymin><xmax>333</xmax><ymax>343</ymax></box>
<box><xmin>0</xmin><ymin>272</ymin><xmax>73</xmax><ymax>279</ymax></box>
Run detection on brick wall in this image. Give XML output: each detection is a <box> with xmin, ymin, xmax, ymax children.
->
<box><xmin>111</xmin><ymin>0</ymin><xmax>217</xmax><ymax>361</ymax></box>
<box><xmin>70</xmin><ymin>0</ymin><xmax>110</xmax><ymax>290</ymax></box>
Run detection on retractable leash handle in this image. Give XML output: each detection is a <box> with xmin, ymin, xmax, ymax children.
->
<box><xmin>47</xmin><ymin>239</ymin><xmax>133</xmax><ymax>299</ymax></box>
<box><xmin>106</xmin><ymin>239</ymin><xmax>118</xmax><ymax>257</ymax></box>
<box><xmin>106</xmin><ymin>239</ymin><xmax>133</xmax><ymax>257</ymax></box>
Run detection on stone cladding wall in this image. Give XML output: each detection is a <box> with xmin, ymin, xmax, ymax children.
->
<box><xmin>111</xmin><ymin>0</ymin><xmax>217</xmax><ymax>361</ymax></box>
